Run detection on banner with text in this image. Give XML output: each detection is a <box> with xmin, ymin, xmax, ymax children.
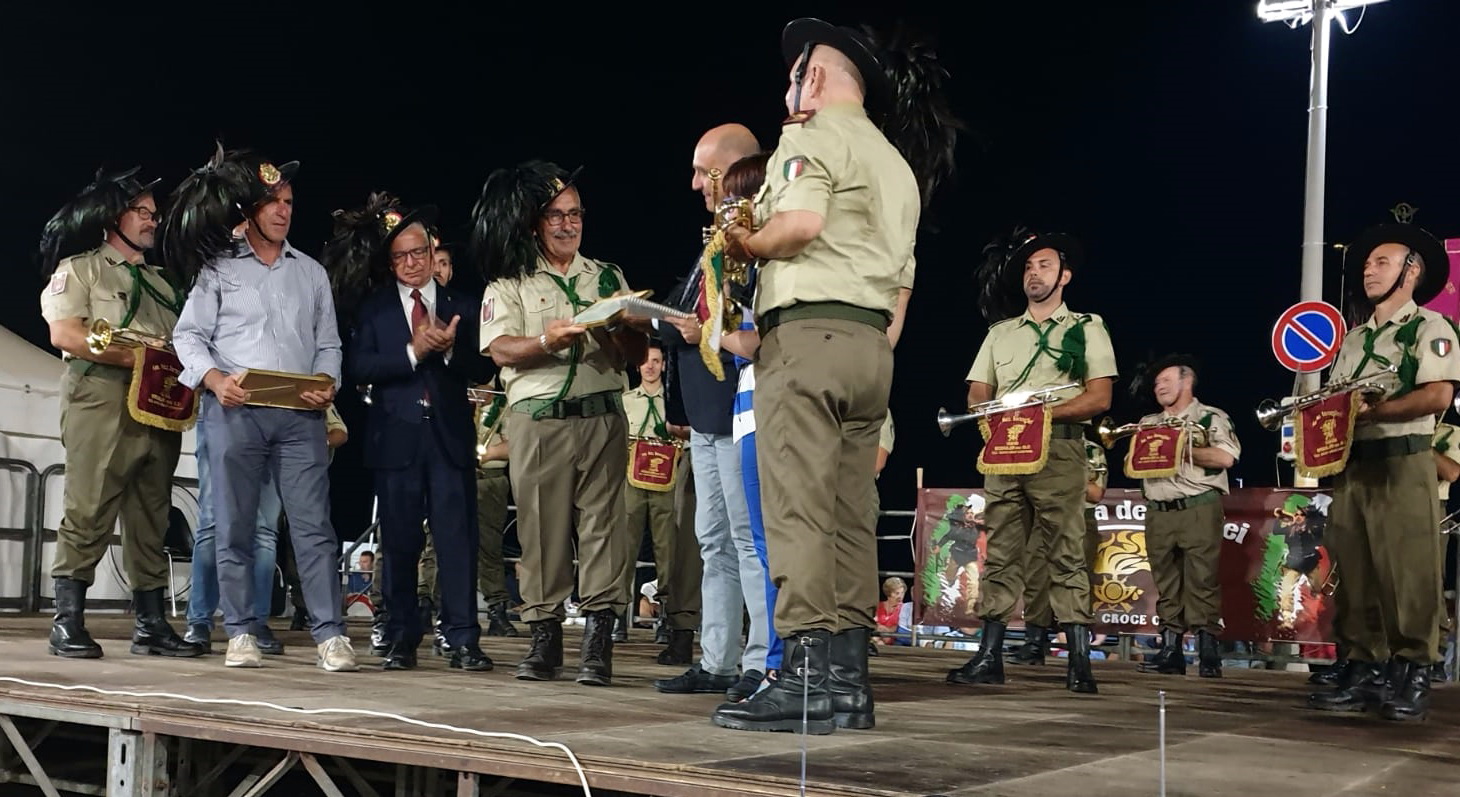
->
<box><xmin>914</xmin><ymin>487</ymin><xmax>1337</xmax><ymax>643</ymax></box>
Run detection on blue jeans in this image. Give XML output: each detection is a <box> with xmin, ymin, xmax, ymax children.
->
<box><xmin>690</xmin><ymin>431</ymin><xmax>769</xmax><ymax>676</ymax></box>
<box><xmin>187</xmin><ymin>410</ymin><xmax>281</xmax><ymax>630</ymax></box>
<box><xmin>740</xmin><ymin>431</ymin><xmax>783</xmax><ymax>671</ymax></box>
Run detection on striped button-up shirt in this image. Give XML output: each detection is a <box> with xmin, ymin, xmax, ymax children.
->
<box><xmin>173</xmin><ymin>239</ymin><xmax>342</xmax><ymax>389</ymax></box>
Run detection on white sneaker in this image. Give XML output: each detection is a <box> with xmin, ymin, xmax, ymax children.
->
<box><xmin>225</xmin><ymin>634</ymin><xmax>263</xmax><ymax>668</ymax></box>
<box><xmin>317</xmin><ymin>635</ymin><xmax>359</xmax><ymax>672</ymax></box>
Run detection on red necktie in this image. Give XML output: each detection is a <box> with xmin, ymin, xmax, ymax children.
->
<box><xmin>411</xmin><ymin>289</ymin><xmax>431</xmax><ymax>405</ymax></box>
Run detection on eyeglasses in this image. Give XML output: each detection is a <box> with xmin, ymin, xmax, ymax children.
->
<box><xmin>128</xmin><ymin>206</ymin><xmax>159</xmax><ymax>221</ymax></box>
<box><xmin>390</xmin><ymin>246</ymin><xmax>431</xmax><ymax>265</ymax></box>
<box><xmin>543</xmin><ymin>208</ymin><xmax>585</xmax><ymax>226</ymax></box>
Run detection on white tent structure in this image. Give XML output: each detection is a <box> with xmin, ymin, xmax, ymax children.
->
<box><xmin>0</xmin><ymin>324</ymin><xmax>198</xmax><ymax>612</ymax></box>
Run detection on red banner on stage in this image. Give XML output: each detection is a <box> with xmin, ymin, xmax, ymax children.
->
<box><xmin>914</xmin><ymin>487</ymin><xmax>1337</xmax><ymax>644</ymax></box>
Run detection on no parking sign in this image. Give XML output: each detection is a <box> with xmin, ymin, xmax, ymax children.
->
<box><xmin>1270</xmin><ymin>301</ymin><xmax>1345</xmax><ymax>373</ymax></box>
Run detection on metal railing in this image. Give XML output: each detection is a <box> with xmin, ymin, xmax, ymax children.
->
<box><xmin>0</xmin><ymin>457</ymin><xmax>41</xmax><ymax>612</ymax></box>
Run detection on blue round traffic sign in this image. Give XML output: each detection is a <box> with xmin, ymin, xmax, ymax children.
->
<box><xmin>1271</xmin><ymin>301</ymin><xmax>1345</xmax><ymax>373</ymax></box>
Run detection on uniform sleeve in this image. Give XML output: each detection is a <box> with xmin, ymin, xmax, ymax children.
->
<box><xmin>770</xmin><ymin>125</ymin><xmax>836</xmax><ymax>218</ymax></box>
<box><xmin>1415</xmin><ymin>315</ymin><xmax>1460</xmax><ymax>387</ymax></box>
<box><xmin>324</xmin><ymin>405</ymin><xmax>348</xmax><ymax>436</ymax></box>
<box><xmin>1436</xmin><ymin>425</ymin><xmax>1460</xmax><ymax>465</ymax></box>
<box><xmin>966</xmin><ymin>334</ymin><xmax>996</xmax><ymax>385</ymax></box>
<box><xmin>898</xmin><ymin>252</ymin><xmax>916</xmax><ymax>290</ymax></box>
<box><xmin>1206</xmin><ymin>409</ymin><xmax>1241</xmax><ymax>462</ymax></box>
<box><xmin>879</xmin><ymin>414</ymin><xmax>896</xmax><ymax>454</ymax></box>
<box><xmin>39</xmin><ymin>257</ymin><xmax>95</xmax><ymax>323</ymax></box>
<box><xmin>1082</xmin><ymin>314</ymin><xmax>1119</xmax><ymax>381</ymax></box>
<box><xmin>480</xmin><ymin>280</ymin><xmax>523</xmax><ymax>352</ymax></box>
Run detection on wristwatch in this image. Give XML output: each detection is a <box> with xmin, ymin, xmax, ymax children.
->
<box><xmin>538</xmin><ymin>333</ymin><xmax>552</xmax><ymax>353</ymax></box>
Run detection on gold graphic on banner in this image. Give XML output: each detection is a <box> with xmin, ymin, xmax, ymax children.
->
<box><xmin>1091</xmin><ymin>530</ymin><xmax>1150</xmax><ymax>612</ymax></box>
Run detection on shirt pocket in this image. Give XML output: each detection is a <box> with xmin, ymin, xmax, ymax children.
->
<box><xmin>524</xmin><ymin>293</ymin><xmax>562</xmax><ymax>333</ymax></box>
<box><xmin>89</xmin><ymin>294</ymin><xmax>129</xmax><ymax>327</ymax></box>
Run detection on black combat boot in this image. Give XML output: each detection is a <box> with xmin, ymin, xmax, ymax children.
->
<box><xmin>514</xmin><ymin>619</ymin><xmax>564</xmax><ymax>681</ymax></box>
<box><xmin>1197</xmin><ymin>630</ymin><xmax>1222</xmax><ymax>678</ymax></box>
<box><xmin>611</xmin><ymin>610</ymin><xmax>629</xmax><ymax>643</ymax></box>
<box><xmin>1009</xmin><ymin>624</ymin><xmax>1049</xmax><ymax>665</ymax></box>
<box><xmin>657</xmin><ymin>628</ymin><xmax>694</xmax><ymax>666</ymax></box>
<box><xmin>1379</xmin><ymin>658</ymin><xmax>1431</xmax><ymax>722</ymax></box>
<box><xmin>1139</xmin><ymin>628</ymin><xmax>1186</xmax><ymax>675</ymax></box>
<box><xmin>484</xmin><ymin>602</ymin><xmax>519</xmax><ymax>637</ymax></box>
<box><xmin>578</xmin><ymin>609</ymin><xmax>616</xmax><ymax>686</ymax></box>
<box><xmin>130</xmin><ymin>589</ymin><xmax>205</xmax><ymax>657</ymax></box>
<box><xmin>1064</xmin><ymin>624</ymin><xmax>1098</xmax><ymax>694</ymax></box>
<box><xmin>711</xmin><ymin>630</ymin><xmax>835</xmax><ymax>734</ymax></box>
<box><xmin>947</xmin><ymin>619</ymin><xmax>1006</xmax><ymax>685</ymax></box>
<box><xmin>828</xmin><ymin>628</ymin><xmax>875</xmax><ymax>729</ymax></box>
<box><xmin>1307</xmin><ymin>659</ymin><xmax>1390</xmax><ymax>712</ymax></box>
<box><xmin>49</xmin><ymin>578</ymin><xmax>103</xmax><ymax>658</ymax></box>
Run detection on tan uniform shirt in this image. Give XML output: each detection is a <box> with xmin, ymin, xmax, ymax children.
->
<box><xmin>479</xmin><ymin>253</ymin><xmax>631</xmax><ymax>405</ymax></box>
<box><xmin>1434</xmin><ymin>423</ymin><xmax>1460</xmax><ymax>501</ymax></box>
<box><xmin>623</xmin><ymin>384</ymin><xmax>667</xmax><ymax>440</ymax></box>
<box><xmin>40</xmin><ymin>243</ymin><xmax>180</xmax><ymax>352</ymax></box>
<box><xmin>1138</xmin><ymin>399</ymin><xmax>1241</xmax><ymax>502</ymax></box>
<box><xmin>752</xmin><ymin>102</ymin><xmax>920</xmax><ymax>316</ymax></box>
<box><xmin>966</xmin><ymin>303</ymin><xmax>1119</xmax><ymax>407</ymax></box>
<box><xmin>1085</xmin><ymin>442</ymin><xmax>1107</xmax><ymax>510</ymax></box>
<box><xmin>1330</xmin><ymin>301</ymin><xmax>1460</xmax><ymax>441</ymax></box>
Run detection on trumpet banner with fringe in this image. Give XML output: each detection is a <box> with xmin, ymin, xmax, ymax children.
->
<box><xmin>127</xmin><ymin>346</ymin><xmax>198</xmax><ymax>432</ymax></box>
<box><xmin>1124</xmin><ymin>426</ymin><xmax>1185</xmax><ymax>479</ymax></box>
<box><xmin>1294</xmin><ymin>392</ymin><xmax>1361</xmax><ymax>478</ymax></box>
<box><xmin>975</xmin><ymin>404</ymin><xmax>1050</xmax><ymax>476</ymax></box>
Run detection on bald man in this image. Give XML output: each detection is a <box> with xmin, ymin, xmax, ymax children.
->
<box><xmin>652</xmin><ymin>124</ymin><xmax>772</xmax><ymax>703</ymax></box>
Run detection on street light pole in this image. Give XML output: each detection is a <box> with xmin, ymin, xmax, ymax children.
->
<box><xmin>1295</xmin><ymin>3</ymin><xmax>1335</xmax><ymax>398</ymax></box>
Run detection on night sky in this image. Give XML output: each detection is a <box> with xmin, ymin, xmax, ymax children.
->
<box><xmin>6</xmin><ymin>1</ymin><xmax>1459</xmax><ymax>542</ymax></box>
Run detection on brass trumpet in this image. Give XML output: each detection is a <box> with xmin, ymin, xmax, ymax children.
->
<box><xmin>467</xmin><ymin>387</ymin><xmax>506</xmax><ymax>405</ymax></box>
<box><xmin>1097</xmin><ymin>416</ymin><xmax>1209</xmax><ymax>449</ymax></box>
<box><xmin>937</xmin><ymin>382</ymin><xmax>1080</xmax><ymax>437</ymax></box>
<box><xmin>85</xmin><ymin>318</ymin><xmax>171</xmax><ymax>355</ymax></box>
<box><xmin>1254</xmin><ymin>364</ymin><xmax>1398</xmax><ymax>432</ymax></box>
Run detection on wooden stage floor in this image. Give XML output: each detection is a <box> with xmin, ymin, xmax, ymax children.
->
<box><xmin>1</xmin><ymin>616</ymin><xmax>1457</xmax><ymax>796</ymax></box>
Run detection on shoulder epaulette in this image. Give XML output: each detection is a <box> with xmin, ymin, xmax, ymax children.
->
<box><xmin>782</xmin><ymin>110</ymin><xmax>816</xmax><ymax>126</ymax></box>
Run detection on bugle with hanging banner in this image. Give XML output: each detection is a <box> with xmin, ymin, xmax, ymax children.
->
<box><xmin>936</xmin><ymin>383</ymin><xmax>1081</xmax><ymax>476</ymax></box>
<box><xmin>626</xmin><ymin>434</ymin><xmax>684</xmax><ymax>492</ymax></box>
<box><xmin>1255</xmin><ymin>364</ymin><xmax>1397</xmax><ymax>478</ymax></box>
<box><xmin>86</xmin><ymin>318</ymin><xmax>199</xmax><ymax>432</ymax></box>
<box><xmin>1097</xmin><ymin>415</ymin><xmax>1210</xmax><ymax>479</ymax></box>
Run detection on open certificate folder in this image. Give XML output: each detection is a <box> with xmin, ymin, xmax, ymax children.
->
<box><xmin>235</xmin><ymin>368</ymin><xmax>336</xmax><ymax>410</ymax></box>
<box><xmin>572</xmin><ymin>290</ymin><xmax>692</xmax><ymax>329</ymax></box>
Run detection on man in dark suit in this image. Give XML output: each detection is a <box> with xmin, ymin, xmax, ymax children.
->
<box><xmin>331</xmin><ymin>197</ymin><xmax>494</xmax><ymax>672</ymax></box>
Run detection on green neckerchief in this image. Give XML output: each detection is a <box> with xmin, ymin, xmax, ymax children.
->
<box><xmin>634</xmin><ymin>389</ymin><xmax>667</xmax><ymax>438</ymax></box>
<box><xmin>528</xmin><ymin>262</ymin><xmax>623</xmax><ymax>420</ymax></box>
<box><xmin>480</xmin><ymin>393</ymin><xmax>506</xmax><ymax>434</ymax></box>
<box><xmin>1007</xmin><ymin>313</ymin><xmax>1091</xmax><ymax>393</ymax></box>
<box><xmin>1350</xmin><ymin>315</ymin><xmax>1422</xmax><ymax>397</ymax></box>
<box><xmin>122</xmin><ymin>262</ymin><xmax>185</xmax><ymax>326</ymax></box>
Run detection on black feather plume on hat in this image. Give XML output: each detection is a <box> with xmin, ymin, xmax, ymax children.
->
<box><xmin>323</xmin><ymin>191</ymin><xmax>402</xmax><ymax>326</ymax></box>
<box><xmin>975</xmin><ymin>226</ymin><xmax>1029</xmax><ymax>326</ymax></box>
<box><xmin>861</xmin><ymin>23</ymin><xmax>962</xmax><ymax>214</ymax></box>
<box><xmin>39</xmin><ymin>165</ymin><xmax>159</xmax><ymax>276</ymax></box>
<box><xmin>157</xmin><ymin>143</ymin><xmax>256</xmax><ymax>285</ymax></box>
<box><xmin>468</xmin><ymin>160</ymin><xmax>571</xmax><ymax>285</ymax></box>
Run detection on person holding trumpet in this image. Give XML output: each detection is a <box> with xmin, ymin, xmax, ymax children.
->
<box><xmin>38</xmin><ymin>167</ymin><xmax>203</xmax><ymax>660</ymax></box>
<box><xmin>1107</xmin><ymin>354</ymin><xmax>1240</xmax><ymax>678</ymax></box>
<box><xmin>947</xmin><ymin>230</ymin><xmax>1116</xmax><ymax>695</ymax></box>
<box><xmin>1305</xmin><ymin>222</ymin><xmax>1460</xmax><ymax>722</ymax></box>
